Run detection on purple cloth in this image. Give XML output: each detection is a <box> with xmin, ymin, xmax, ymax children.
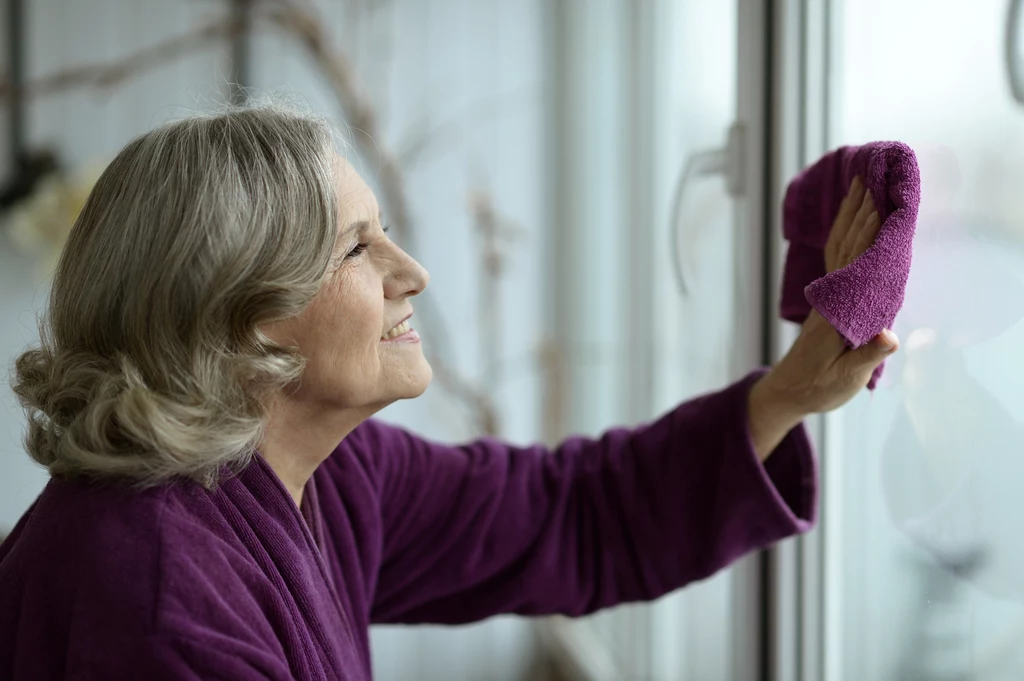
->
<box><xmin>0</xmin><ymin>371</ymin><xmax>816</xmax><ymax>680</ymax></box>
<box><xmin>781</xmin><ymin>142</ymin><xmax>921</xmax><ymax>389</ymax></box>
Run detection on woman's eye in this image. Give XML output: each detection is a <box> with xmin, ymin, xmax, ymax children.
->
<box><xmin>345</xmin><ymin>243</ymin><xmax>369</xmax><ymax>259</ymax></box>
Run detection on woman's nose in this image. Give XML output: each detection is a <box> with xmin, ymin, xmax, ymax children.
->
<box><xmin>385</xmin><ymin>246</ymin><xmax>429</xmax><ymax>298</ymax></box>
<box><xmin>405</xmin><ymin>255</ymin><xmax>429</xmax><ymax>296</ymax></box>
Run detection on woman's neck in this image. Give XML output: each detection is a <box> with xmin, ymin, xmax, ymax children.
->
<box><xmin>259</xmin><ymin>398</ymin><xmax>367</xmax><ymax>507</ymax></box>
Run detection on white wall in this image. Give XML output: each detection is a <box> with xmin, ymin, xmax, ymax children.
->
<box><xmin>0</xmin><ymin>1</ymin><xmax>546</xmax><ymax>679</ymax></box>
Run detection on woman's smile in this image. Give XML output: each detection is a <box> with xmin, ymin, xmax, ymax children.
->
<box><xmin>381</xmin><ymin>316</ymin><xmax>419</xmax><ymax>343</ymax></box>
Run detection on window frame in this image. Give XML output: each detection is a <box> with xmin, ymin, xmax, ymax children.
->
<box><xmin>763</xmin><ymin>1</ymin><xmax>838</xmax><ymax>680</ymax></box>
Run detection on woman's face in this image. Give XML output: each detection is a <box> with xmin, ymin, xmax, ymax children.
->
<box><xmin>265</xmin><ymin>157</ymin><xmax>432</xmax><ymax>418</ymax></box>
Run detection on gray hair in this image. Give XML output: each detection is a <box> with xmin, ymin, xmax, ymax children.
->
<box><xmin>11</xmin><ymin>104</ymin><xmax>339</xmax><ymax>488</ymax></box>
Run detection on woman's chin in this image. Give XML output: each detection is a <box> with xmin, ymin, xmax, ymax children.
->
<box><xmin>388</xmin><ymin>360</ymin><xmax>433</xmax><ymax>402</ymax></box>
<box><xmin>407</xmin><ymin>362</ymin><xmax>433</xmax><ymax>398</ymax></box>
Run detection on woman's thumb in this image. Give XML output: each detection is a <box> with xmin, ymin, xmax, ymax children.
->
<box><xmin>842</xmin><ymin>329</ymin><xmax>899</xmax><ymax>372</ymax></box>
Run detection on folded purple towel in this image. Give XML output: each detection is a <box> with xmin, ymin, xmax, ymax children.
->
<box><xmin>780</xmin><ymin>142</ymin><xmax>921</xmax><ymax>389</ymax></box>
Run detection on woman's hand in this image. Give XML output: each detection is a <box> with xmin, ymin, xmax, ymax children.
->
<box><xmin>748</xmin><ymin>176</ymin><xmax>896</xmax><ymax>460</ymax></box>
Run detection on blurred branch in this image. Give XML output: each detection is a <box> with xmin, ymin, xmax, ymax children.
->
<box><xmin>469</xmin><ymin>192</ymin><xmax>518</xmax><ymax>435</ymax></box>
<box><xmin>0</xmin><ymin>17</ymin><xmax>243</xmax><ymax>101</ymax></box>
<box><xmin>396</xmin><ymin>89</ymin><xmax>536</xmax><ymax>167</ymax></box>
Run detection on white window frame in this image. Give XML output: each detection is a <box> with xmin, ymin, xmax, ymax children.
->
<box><xmin>764</xmin><ymin>2</ymin><xmax>847</xmax><ymax>680</ymax></box>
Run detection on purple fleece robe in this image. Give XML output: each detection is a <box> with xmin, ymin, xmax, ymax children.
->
<box><xmin>781</xmin><ymin>142</ymin><xmax>921</xmax><ymax>389</ymax></box>
<box><xmin>0</xmin><ymin>371</ymin><xmax>816</xmax><ymax>680</ymax></box>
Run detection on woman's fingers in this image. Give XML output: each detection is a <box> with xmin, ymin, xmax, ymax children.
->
<box><xmin>838</xmin><ymin>329</ymin><xmax>899</xmax><ymax>378</ymax></box>
<box><xmin>826</xmin><ymin>177</ymin><xmax>865</xmax><ymax>270</ymax></box>
<box><xmin>851</xmin><ymin>208</ymin><xmax>882</xmax><ymax>259</ymax></box>
<box><xmin>842</xmin><ymin>188</ymin><xmax>876</xmax><ymax>257</ymax></box>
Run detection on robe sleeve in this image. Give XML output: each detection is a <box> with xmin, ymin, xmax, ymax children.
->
<box><xmin>71</xmin><ymin>632</ymin><xmax>296</xmax><ymax>681</ymax></box>
<box><xmin>352</xmin><ymin>370</ymin><xmax>817</xmax><ymax>624</ymax></box>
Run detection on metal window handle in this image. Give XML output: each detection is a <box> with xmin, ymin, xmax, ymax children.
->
<box><xmin>668</xmin><ymin>122</ymin><xmax>746</xmax><ymax>296</ymax></box>
<box><xmin>1007</xmin><ymin>0</ymin><xmax>1024</xmax><ymax>104</ymax></box>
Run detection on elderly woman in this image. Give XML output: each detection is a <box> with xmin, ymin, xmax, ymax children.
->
<box><xmin>0</xmin><ymin>107</ymin><xmax>893</xmax><ymax>680</ymax></box>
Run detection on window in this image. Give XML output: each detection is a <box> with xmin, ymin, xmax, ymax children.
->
<box><xmin>801</xmin><ymin>1</ymin><xmax>1024</xmax><ymax>678</ymax></box>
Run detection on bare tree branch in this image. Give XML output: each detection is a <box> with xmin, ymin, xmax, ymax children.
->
<box><xmin>396</xmin><ymin>90</ymin><xmax>536</xmax><ymax>168</ymax></box>
<box><xmin>470</xmin><ymin>192</ymin><xmax>503</xmax><ymax>434</ymax></box>
<box><xmin>0</xmin><ymin>18</ymin><xmax>243</xmax><ymax>101</ymax></box>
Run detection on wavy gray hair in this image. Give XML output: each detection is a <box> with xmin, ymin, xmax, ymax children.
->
<box><xmin>11</xmin><ymin>105</ymin><xmax>339</xmax><ymax>488</ymax></box>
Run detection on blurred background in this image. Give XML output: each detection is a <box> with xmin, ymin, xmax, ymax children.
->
<box><xmin>3</xmin><ymin>0</ymin><xmax>1024</xmax><ymax>679</ymax></box>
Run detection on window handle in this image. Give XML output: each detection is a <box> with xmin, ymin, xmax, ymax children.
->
<box><xmin>1006</xmin><ymin>0</ymin><xmax>1024</xmax><ymax>104</ymax></box>
<box><xmin>667</xmin><ymin>122</ymin><xmax>745</xmax><ymax>296</ymax></box>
